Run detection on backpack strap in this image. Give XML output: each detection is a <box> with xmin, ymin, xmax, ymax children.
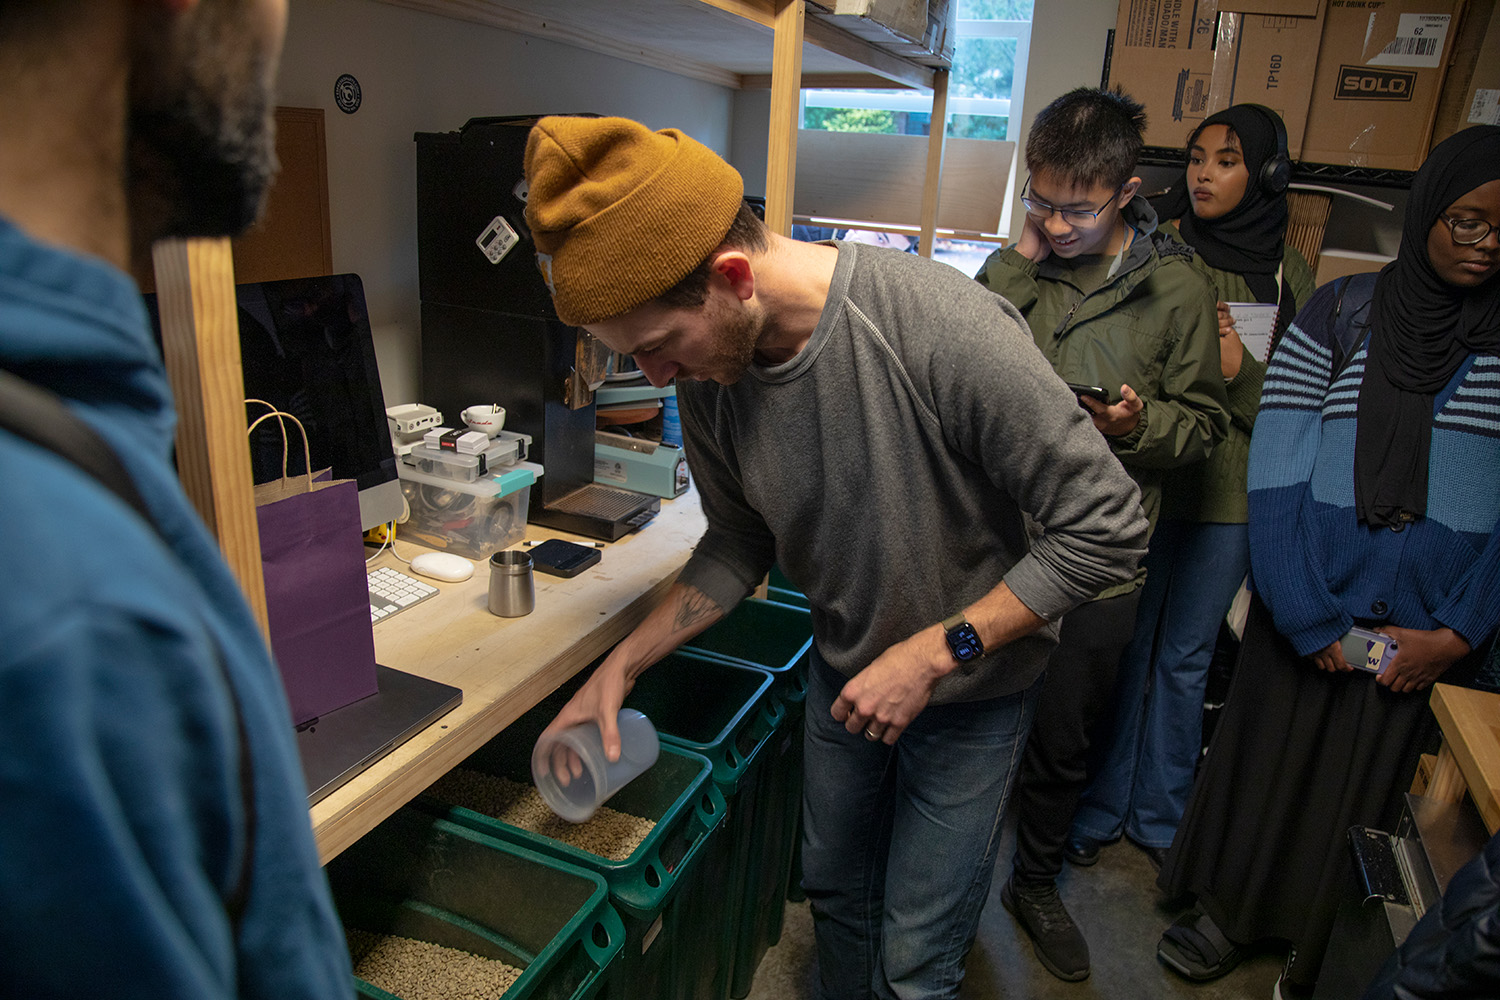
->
<box><xmin>1327</xmin><ymin>271</ymin><xmax>1378</xmax><ymax>380</ymax></box>
<box><xmin>0</xmin><ymin>367</ymin><xmax>255</xmax><ymax>930</ymax></box>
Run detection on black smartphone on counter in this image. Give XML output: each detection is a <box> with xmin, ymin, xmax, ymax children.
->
<box><xmin>529</xmin><ymin>538</ymin><xmax>602</xmax><ymax>578</ymax></box>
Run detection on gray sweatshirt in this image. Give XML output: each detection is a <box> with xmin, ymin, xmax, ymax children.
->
<box><xmin>675</xmin><ymin>242</ymin><xmax>1148</xmax><ymax>703</ymax></box>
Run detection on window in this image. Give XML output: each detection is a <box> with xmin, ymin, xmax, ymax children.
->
<box><xmin>799</xmin><ymin>0</ymin><xmax>1033</xmax><ymax>268</ymax></box>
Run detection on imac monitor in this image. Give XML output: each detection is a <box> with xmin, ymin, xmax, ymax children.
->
<box><xmin>144</xmin><ymin>273</ymin><xmax>404</xmax><ymax>532</ymax></box>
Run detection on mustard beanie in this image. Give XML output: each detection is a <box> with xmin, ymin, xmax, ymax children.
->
<box><xmin>523</xmin><ymin>116</ymin><xmax>746</xmax><ymax>326</ymax></box>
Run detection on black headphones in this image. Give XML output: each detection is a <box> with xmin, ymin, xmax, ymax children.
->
<box><xmin>1241</xmin><ymin>103</ymin><xmax>1292</xmax><ymax>195</ymax></box>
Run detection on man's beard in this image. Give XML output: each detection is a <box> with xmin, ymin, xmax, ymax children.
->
<box><xmin>701</xmin><ymin>296</ymin><xmax>763</xmax><ymax>385</ymax></box>
<box><xmin>127</xmin><ymin>13</ymin><xmax>279</xmax><ymax>241</ymax></box>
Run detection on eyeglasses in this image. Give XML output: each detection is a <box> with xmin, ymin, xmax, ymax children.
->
<box><xmin>1441</xmin><ymin>216</ymin><xmax>1496</xmax><ymax>246</ymax></box>
<box><xmin>1020</xmin><ymin>177</ymin><xmax>1121</xmax><ymax>225</ymax></box>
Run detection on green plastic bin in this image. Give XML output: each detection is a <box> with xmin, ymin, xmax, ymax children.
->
<box><xmin>424</xmin><ymin>694</ymin><xmax>731</xmax><ymax>1000</ymax></box>
<box><xmin>326</xmin><ymin>807</ymin><xmax>625</xmax><ymax>1000</ymax></box>
<box><xmin>621</xmin><ymin>650</ymin><xmax>783</xmax><ymax>1000</ymax></box>
<box><xmin>767</xmin><ymin>565</ymin><xmax>810</xmax><ymax>609</ymax></box>
<box><xmin>683</xmin><ymin>598</ymin><xmax>813</xmax><ymax>996</ymax></box>
<box><xmin>685</xmin><ymin>596</ymin><xmax>812</xmax><ymax>706</ymax></box>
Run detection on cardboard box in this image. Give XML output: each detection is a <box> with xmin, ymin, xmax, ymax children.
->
<box><xmin>1430</xmin><ymin>0</ymin><xmax>1500</xmax><ymax>149</ymax></box>
<box><xmin>1109</xmin><ymin>0</ymin><xmax>1323</xmax><ymax>150</ymax></box>
<box><xmin>1209</xmin><ymin>7</ymin><xmax>1326</xmax><ymax>155</ymax></box>
<box><xmin>833</xmin><ymin>0</ymin><xmax>929</xmax><ymax>43</ymax></box>
<box><xmin>1109</xmin><ymin>0</ymin><xmax>1220</xmax><ymax>147</ymax></box>
<box><xmin>1301</xmin><ymin>0</ymin><xmax>1466</xmax><ymax>170</ymax></box>
<box><xmin>828</xmin><ymin>0</ymin><xmax>955</xmax><ymax>65</ymax></box>
<box><xmin>1314</xmin><ymin>248</ymin><xmax>1394</xmax><ymax>284</ymax></box>
<box><xmin>1112</xmin><ymin>0</ymin><xmax>1222</xmax><ymax>48</ymax></box>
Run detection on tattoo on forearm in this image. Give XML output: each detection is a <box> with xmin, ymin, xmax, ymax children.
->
<box><xmin>674</xmin><ymin>588</ymin><xmax>723</xmax><ymax>632</ymax></box>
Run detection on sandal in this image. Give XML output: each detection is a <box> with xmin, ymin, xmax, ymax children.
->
<box><xmin>1157</xmin><ymin>909</ymin><xmax>1244</xmax><ymax>981</ymax></box>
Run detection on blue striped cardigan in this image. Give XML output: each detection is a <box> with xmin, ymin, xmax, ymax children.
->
<box><xmin>1247</xmin><ymin>280</ymin><xmax>1500</xmax><ymax>657</ymax></box>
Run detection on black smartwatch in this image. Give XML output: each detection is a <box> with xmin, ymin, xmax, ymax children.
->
<box><xmin>942</xmin><ymin>612</ymin><xmax>985</xmax><ymax>666</ymax></box>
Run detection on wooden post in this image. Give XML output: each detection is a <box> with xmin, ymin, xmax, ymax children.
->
<box><xmin>765</xmin><ymin>0</ymin><xmax>805</xmax><ymax>236</ymax></box>
<box><xmin>1425</xmin><ymin>739</ymin><xmax>1469</xmax><ymax>805</ymax></box>
<box><xmin>918</xmin><ymin>69</ymin><xmax>950</xmax><ymax>259</ymax></box>
<box><xmin>152</xmin><ymin>237</ymin><xmax>269</xmax><ymax>639</ymax></box>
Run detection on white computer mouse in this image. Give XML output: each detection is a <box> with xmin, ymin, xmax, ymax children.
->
<box><xmin>408</xmin><ymin>551</ymin><xmax>475</xmax><ymax>583</ymax></box>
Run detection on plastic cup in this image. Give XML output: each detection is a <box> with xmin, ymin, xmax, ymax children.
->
<box><xmin>531</xmin><ymin>709</ymin><xmax>660</xmax><ymax>823</ymax></box>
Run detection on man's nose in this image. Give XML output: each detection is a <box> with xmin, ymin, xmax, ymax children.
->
<box><xmin>635</xmin><ymin>355</ymin><xmax>678</xmax><ymax>388</ymax></box>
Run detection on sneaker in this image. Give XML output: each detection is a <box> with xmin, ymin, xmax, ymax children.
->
<box><xmin>1001</xmin><ymin>876</ymin><xmax>1090</xmax><ymax>981</ymax></box>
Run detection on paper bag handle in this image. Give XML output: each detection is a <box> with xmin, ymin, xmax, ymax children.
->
<box><xmin>245</xmin><ymin>400</ymin><xmax>315</xmax><ymax>490</ymax></box>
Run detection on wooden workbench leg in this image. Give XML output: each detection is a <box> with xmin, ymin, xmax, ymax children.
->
<box><xmin>1425</xmin><ymin>739</ymin><xmax>1467</xmax><ymax>804</ymax></box>
<box><xmin>918</xmin><ymin>69</ymin><xmax>949</xmax><ymax>259</ymax></box>
<box><xmin>765</xmin><ymin>0</ymin><xmax>805</xmax><ymax>236</ymax></box>
<box><xmin>152</xmin><ymin>237</ymin><xmax>269</xmax><ymax>640</ymax></box>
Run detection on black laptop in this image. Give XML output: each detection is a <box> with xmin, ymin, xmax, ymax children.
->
<box><xmin>296</xmin><ymin>664</ymin><xmax>462</xmax><ymax>805</ymax></box>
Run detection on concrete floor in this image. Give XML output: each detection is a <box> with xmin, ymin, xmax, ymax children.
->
<box><xmin>745</xmin><ymin>814</ymin><xmax>1288</xmax><ymax>1000</ymax></box>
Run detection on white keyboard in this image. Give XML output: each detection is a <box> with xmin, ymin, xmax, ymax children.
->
<box><xmin>368</xmin><ymin>566</ymin><xmax>439</xmax><ymax>624</ymax></box>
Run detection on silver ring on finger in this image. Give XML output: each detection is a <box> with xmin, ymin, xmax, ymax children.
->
<box><xmin>864</xmin><ymin>726</ymin><xmax>881</xmax><ymax>741</ymax></box>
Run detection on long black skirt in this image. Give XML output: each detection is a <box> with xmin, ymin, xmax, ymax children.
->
<box><xmin>1158</xmin><ymin>596</ymin><xmax>1481</xmax><ymax>985</ymax></box>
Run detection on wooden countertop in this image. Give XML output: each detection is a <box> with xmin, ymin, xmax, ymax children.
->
<box><xmin>309</xmin><ymin>488</ymin><xmax>706</xmax><ymax>863</ymax></box>
<box><xmin>1429</xmin><ymin>683</ymin><xmax>1500</xmax><ymax>835</ymax></box>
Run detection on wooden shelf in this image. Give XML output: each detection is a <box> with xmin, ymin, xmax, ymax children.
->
<box><xmin>369</xmin><ymin>0</ymin><xmax>958</xmax><ymax>250</ymax></box>
<box><xmin>373</xmin><ymin>0</ymin><xmax>945</xmax><ymax>91</ymax></box>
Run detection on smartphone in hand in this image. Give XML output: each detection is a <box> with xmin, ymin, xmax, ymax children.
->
<box><xmin>1340</xmin><ymin>626</ymin><xmax>1398</xmax><ymax>674</ymax></box>
<box><xmin>1066</xmin><ymin>382</ymin><xmax>1111</xmax><ymax>405</ymax></box>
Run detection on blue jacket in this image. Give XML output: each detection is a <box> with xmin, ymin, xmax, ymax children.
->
<box><xmin>1248</xmin><ymin>279</ymin><xmax>1500</xmax><ymax>656</ymax></box>
<box><xmin>0</xmin><ymin>217</ymin><xmax>352</xmax><ymax>997</ymax></box>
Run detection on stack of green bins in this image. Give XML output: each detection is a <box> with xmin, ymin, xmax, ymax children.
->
<box><xmin>620</xmin><ymin>650</ymin><xmax>781</xmax><ymax>1000</ymax></box>
<box><xmin>326</xmin><ymin>806</ymin><xmax>625</xmax><ymax>1000</ymax></box>
<box><xmin>684</xmin><ymin>597</ymin><xmax>814</xmax><ymax>998</ymax></box>
<box><xmin>422</xmin><ymin>698</ymin><xmax>731</xmax><ymax>1000</ymax></box>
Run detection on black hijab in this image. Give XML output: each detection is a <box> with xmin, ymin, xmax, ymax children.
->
<box><xmin>1156</xmin><ymin>105</ymin><xmax>1290</xmax><ymax>311</ymax></box>
<box><xmin>1354</xmin><ymin>125</ymin><xmax>1500</xmax><ymax>528</ymax></box>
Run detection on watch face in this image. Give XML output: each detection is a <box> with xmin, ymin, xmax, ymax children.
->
<box><xmin>947</xmin><ymin>622</ymin><xmax>983</xmax><ymax>661</ymax></box>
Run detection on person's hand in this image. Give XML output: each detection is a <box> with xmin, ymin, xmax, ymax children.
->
<box><xmin>1309</xmin><ymin>638</ymin><xmax>1354</xmax><ymax>673</ymax></box>
<box><xmin>537</xmin><ymin>654</ymin><xmax>634</xmax><ymax>784</ymax></box>
<box><xmin>1016</xmin><ymin>214</ymin><xmax>1051</xmax><ymax>263</ymax></box>
<box><xmin>1377</xmin><ymin>626</ymin><xmax>1469</xmax><ymax>694</ymax></box>
<box><xmin>1079</xmin><ymin>383</ymin><xmax>1143</xmax><ymax>437</ymax></box>
<box><xmin>1217</xmin><ymin>302</ymin><xmax>1244</xmax><ymax>380</ymax></box>
<box><xmin>831</xmin><ymin>629</ymin><xmax>948</xmax><ymax>744</ymax></box>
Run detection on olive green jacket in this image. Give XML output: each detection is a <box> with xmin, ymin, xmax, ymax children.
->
<box><xmin>1157</xmin><ymin>220</ymin><xmax>1317</xmax><ymax>524</ymax></box>
<box><xmin>976</xmin><ymin>198</ymin><xmax>1229</xmax><ymax>597</ymax></box>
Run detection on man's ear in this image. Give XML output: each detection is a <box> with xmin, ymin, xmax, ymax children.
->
<box><xmin>1116</xmin><ymin>177</ymin><xmax>1142</xmax><ymax>209</ymax></box>
<box><xmin>711</xmin><ymin>250</ymin><xmax>755</xmax><ymax>302</ymax></box>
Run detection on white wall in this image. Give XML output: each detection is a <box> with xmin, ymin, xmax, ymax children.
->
<box><xmin>274</xmin><ymin>0</ymin><xmax>735</xmax><ymax>405</ymax></box>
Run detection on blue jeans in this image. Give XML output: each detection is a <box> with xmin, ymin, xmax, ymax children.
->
<box><xmin>800</xmin><ymin>647</ymin><xmax>1038</xmax><ymax>1000</ymax></box>
<box><xmin>1071</xmin><ymin>520</ymin><xmax>1249</xmax><ymax>849</ymax></box>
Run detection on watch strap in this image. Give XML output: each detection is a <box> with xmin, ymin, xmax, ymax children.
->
<box><xmin>941</xmin><ymin>612</ymin><xmax>967</xmax><ymax>632</ymax></box>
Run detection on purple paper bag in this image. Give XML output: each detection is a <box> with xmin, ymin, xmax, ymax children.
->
<box><xmin>254</xmin><ymin>468</ymin><xmax>377</xmax><ymax>725</ymax></box>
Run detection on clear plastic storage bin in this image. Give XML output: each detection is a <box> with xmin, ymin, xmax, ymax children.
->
<box><xmin>397</xmin><ymin>461</ymin><xmax>539</xmax><ymax>560</ymax></box>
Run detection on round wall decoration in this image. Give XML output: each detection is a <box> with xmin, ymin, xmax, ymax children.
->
<box><xmin>334</xmin><ymin>74</ymin><xmax>362</xmax><ymax>115</ymax></box>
